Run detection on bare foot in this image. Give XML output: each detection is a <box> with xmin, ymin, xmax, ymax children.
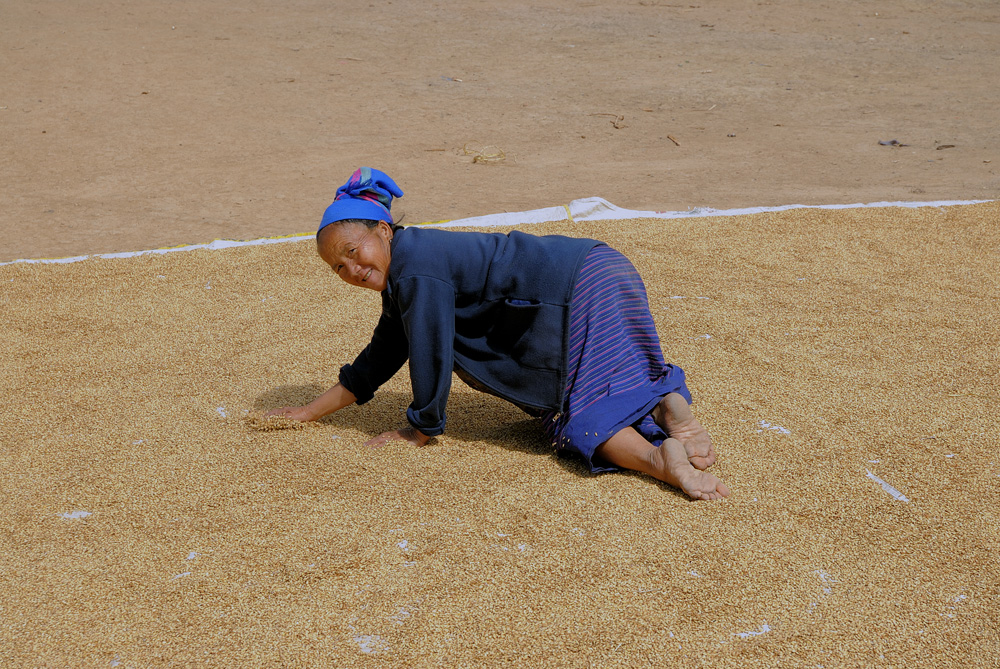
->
<box><xmin>594</xmin><ymin>427</ymin><xmax>730</xmax><ymax>499</ymax></box>
<box><xmin>652</xmin><ymin>393</ymin><xmax>716</xmax><ymax>470</ymax></box>
<box><xmin>650</xmin><ymin>438</ymin><xmax>730</xmax><ymax>501</ymax></box>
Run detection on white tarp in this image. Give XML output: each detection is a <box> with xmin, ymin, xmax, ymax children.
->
<box><xmin>1</xmin><ymin>196</ymin><xmax>990</xmax><ymax>266</ymax></box>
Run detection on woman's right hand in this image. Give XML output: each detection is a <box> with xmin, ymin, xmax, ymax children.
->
<box><xmin>265</xmin><ymin>406</ymin><xmax>317</xmax><ymax>422</ymax></box>
<box><xmin>263</xmin><ymin>383</ymin><xmax>357</xmax><ymax>424</ymax></box>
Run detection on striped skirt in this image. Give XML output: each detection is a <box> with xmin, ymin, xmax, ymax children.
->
<box><xmin>541</xmin><ymin>245</ymin><xmax>691</xmax><ymax>473</ymax></box>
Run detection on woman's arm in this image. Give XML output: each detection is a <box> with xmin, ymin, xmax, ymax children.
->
<box><xmin>270</xmin><ymin>290</ymin><xmax>407</xmax><ymax>423</ymax></box>
<box><xmin>394</xmin><ymin>275</ymin><xmax>457</xmax><ymax>436</ymax></box>
<box><xmin>267</xmin><ymin>382</ymin><xmax>431</xmax><ymax>447</ymax></box>
<box><xmin>266</xmin><ymin>382</ymin><xmax>357</xmax><ymax>422</ymax></box>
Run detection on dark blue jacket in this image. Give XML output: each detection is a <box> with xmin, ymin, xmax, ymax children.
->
<box><xmin>339</xmin><ymin>227</ymin><xmax>601</xmax><ymax>435</ymax></box>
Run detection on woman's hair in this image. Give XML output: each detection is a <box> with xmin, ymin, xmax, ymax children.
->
<box><xmin>316</xmin><ymin>218</ymin><xmax>403</xmax><ymax>247</ymax></box>
<box><xmin>328</xmin><ymin>217</ymin><xmax>381</xmax><ymax>230</ymax></box>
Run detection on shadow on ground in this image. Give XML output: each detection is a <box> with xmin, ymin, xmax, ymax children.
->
<box><xmin>253</xmin><ymin>384</ymin><xmax>689</xmax><ymax>496</ymax></box>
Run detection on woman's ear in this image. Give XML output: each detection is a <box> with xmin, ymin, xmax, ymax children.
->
<box><xmin>378</xmin><ymin>219</ymin><xmax>394</xmax><ymax>240</ymax></box>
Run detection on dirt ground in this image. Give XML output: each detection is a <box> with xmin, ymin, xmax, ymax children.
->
<box><xmin>1</xmin><ymin>0</ymin><xmax>997</xmax><ymax>262</ymax></box>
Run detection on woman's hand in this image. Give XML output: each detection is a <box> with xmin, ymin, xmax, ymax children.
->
<box><xmin>365</xmin><ymin>426</ymin><xmax>432</xmax><ymax>449</ymax></box>
<box><xmin>264</xmin><ymin>383</ymin><xmax>357</xmax><ymax>424</ymax></box>
<box><xmin>265</xmin><ymin>406</ymin><xmax>317</xmax><ymax>422</ymax></box>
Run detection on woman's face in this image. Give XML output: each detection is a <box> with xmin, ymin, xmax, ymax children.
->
<box><xmin>318</xmin><ymin>220</ymin><xmax>394</xmax><ymax>291</ymax></box>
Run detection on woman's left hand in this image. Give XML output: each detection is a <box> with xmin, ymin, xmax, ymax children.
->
<box><xmin>365</xmin><ymin>426</ymin><xmax>432</xmax><ymax>449</ymax></box>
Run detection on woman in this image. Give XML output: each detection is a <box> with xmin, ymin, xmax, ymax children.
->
<box><xmin>268</xmin><ymin>167</ymin><xmax>729</xmax><ymax>500</ymax></box>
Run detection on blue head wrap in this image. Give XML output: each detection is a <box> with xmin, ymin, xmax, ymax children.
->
<box><xmin>318</xmin><ymin>167</ymin><xmax>404</xmax><ymax>235</ymax></box>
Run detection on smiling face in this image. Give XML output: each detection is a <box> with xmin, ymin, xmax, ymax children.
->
<box><xmin>317</xmin><ymin>219</ymin><xmax>394</xmax><ymax>291</ymax></box>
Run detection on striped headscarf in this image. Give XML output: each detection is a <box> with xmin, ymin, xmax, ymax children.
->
<box><xmin>318</xmin><ymin>167</ymin><xmax>404</xmax><ymax>234</ymax></box>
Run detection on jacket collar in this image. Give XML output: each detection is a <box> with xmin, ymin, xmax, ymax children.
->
<box><xmin>383</xmin><ymin>227</ymin><xmax>406</xmax><ymax>298</ymax></box>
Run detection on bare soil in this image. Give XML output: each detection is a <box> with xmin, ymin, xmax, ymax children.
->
<box><xmin>2</xmin><ymin>0</ymin><xmax>998</xmax><ymax>261</ymax></box>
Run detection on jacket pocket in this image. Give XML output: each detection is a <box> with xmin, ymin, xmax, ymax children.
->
<box><xmin>491</xmin><ymin>299</ymin><xmax>562</xmax><ymax>370</ymax></box>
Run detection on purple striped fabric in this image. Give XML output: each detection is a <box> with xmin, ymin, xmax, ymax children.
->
<box><xmin>542</xmin><ymin>245</ymin><xmax>690</xmax><ymax>473</ymax></box>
